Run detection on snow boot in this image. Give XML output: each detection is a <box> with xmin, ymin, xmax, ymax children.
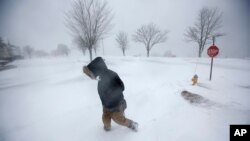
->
<box><xmin>104</xmin><ymin>126</ymin><xmax>111</xmax><ymax>131</ymax></box>
<box><xmin>129</xmin><ymin>121</ymin><xmax>138</xmax><ymax>132</ymax></box>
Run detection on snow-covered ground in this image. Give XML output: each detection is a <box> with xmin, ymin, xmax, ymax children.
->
<box><xmin>0</xmin><ymin>56</ymin><xmax>250</xmax><ymax>141</ymax></box>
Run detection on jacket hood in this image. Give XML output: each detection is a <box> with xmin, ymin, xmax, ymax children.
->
<box><xmin>86</xmin><ymin>57</ymin><xmax>108</xmax><ymax>78</ymax></box>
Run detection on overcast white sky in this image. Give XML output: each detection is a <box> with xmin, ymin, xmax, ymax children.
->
<box><xmin>0</xmin><ymin>0</ymin><xmax>249</xmax><ymax>57</ymax></box>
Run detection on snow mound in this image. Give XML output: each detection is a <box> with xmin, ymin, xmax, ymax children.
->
<box><xmin>181</xmin><ymin>90</ymin><xmax>217</xmax><ymax>107</ymax></box>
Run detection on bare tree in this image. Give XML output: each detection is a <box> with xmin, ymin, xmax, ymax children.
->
<box><xmin>66</xmin><ymin>0</ymin><xmax>113</xmax><ymax>61</ymax></box>
<box><xmin>185</xmin><ymin>7</ymin><xmax>223</xmax><ymax>57</ymax></box>
<box><xmin>0</xmin><ymin>38</ymin><xmax>9</xmax><ymax>59</ymax></box>
<box><xmin>0</xmin><ymin>37</ymin><xmax>5</xmax><ymax>48</ymax></box>
<box><xmin>34</xmin><ymin>50</ymin><xmax>49</xmax><ymax>58</ymax></box>
<box><xmin>73</xmin><ymin>35</ymin><xmax>87</xmax><ymax>55</ymax></box>
<box><xmin>57</xmin><ymin>44</ymin><xmax>70</xmax><ymax>56</ymax></box>
<box><xmin>23</xmin><ymin>45</ymin><xmax>34</xmax><ymax>59</ymax></box>
<box><xmin>93</xmin><ymin>41</ymin><xmax>100</xmax><ymax>56</ymax></box>
<box><xmin>116</xmin><ymin>31</ymin><xmax>128</xmax><ymax>56</ymax></box>
<box><xmin>133</xmin><ymin>23</ymin><xmax>168</xmax><ymax>57</ymax></box>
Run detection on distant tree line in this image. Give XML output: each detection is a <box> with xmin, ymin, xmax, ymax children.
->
<box><xmin>1</xmin><ymin>37</ymin><xmax>71</xmax><ymax>66</ymax></box>
<box><xmin>51</xmin><ymin>44</ymin><xmax>70</xmax><ymax>57</ymax></box>
<box><xmin>0</xmin><ymin>37</ymin><xmax>22</xmax><ymax>66</ymax></box>
<box><xmin>21</xmin><ymin>44</ymin><xmax>70</xmax><ymax>59</ymax></box>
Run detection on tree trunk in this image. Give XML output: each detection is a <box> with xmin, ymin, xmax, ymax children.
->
<box><xmin>198</xmin><ymin>45</ymin><xmax>202</xmax><ymax>58</ymax></box>
<box><xmin>146</xmin><ymin>45</ymin><xmax>150</xmax><ymax>57</ymax></box>
<box><xmin>88</xmin><ymin>47</ymin><xmax>93</xmax><ymax>61</ymax></box>
<box><xmin>82</xmin><ymin>47</ymin><xmax>85</xmax><ymax>56</ymax></box>
<box><xmin>94</xmin><ymin>48</ymin><xmax>97</xmax><ymax>56</ymax></box>
<box><xmin>122</xmin><ymin>49</ymin><xmax>125</xmax><ymax>56</ymax></box>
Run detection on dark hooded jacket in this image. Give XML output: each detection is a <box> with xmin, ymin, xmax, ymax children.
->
<box><xmin>86</xmin><ymin>57</ymin><xmax>125</xmax><ymax>112</ymax></box>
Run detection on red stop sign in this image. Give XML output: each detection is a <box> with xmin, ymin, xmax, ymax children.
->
<box><xmin>207</xmin><ymin>45</ymin><xmax>219</xmax><ymax>57</ymax></box>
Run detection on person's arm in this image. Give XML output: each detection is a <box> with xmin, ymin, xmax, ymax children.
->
<box><xmin>115</xmin><ymin>75</ymin><xmax>125</xmax><ymax>91</ymax></box>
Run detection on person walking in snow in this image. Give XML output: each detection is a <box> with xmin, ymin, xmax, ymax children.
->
<box><xmin>83</xmin><ymin>57</ymin><xmax>138</xmax><ymax>132</ymax></box>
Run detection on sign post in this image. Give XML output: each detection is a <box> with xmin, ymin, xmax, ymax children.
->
<box><xmin>209</xmin><ymin>57</ymin><xmax>214</xmax><ymax>81</ymax></box>
<box><xmin>207</xmin><ymin>44</ymin><xmax>219</xmax><ymax>81</ymax></box>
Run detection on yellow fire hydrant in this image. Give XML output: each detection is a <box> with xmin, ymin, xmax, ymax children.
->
<box><xmin>192</xmin><ymin>74</ymin><xmax>198</xmax><ymax>85</ymax></box>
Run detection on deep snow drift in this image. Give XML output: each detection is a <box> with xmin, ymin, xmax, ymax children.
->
<box><xmin>0</xmin><ymin>56</ymin><xmax>250</xmax><ymax>141</ymax></box>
